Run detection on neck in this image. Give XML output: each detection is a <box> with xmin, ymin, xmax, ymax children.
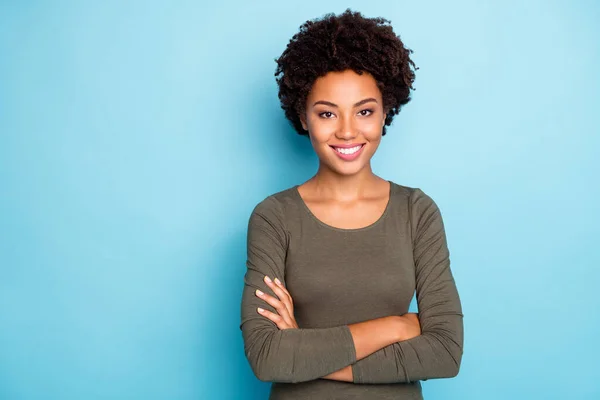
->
<box><xmin>308</xmin><ymin>163</ymin><xmax>382</xmax><ymax>201</ymax></box>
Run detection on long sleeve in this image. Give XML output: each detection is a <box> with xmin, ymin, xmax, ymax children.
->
<box><xmin>351</xmin><ymin>188</ymin><xmax>464</xmax><ymax>384</ymax></box>
<box><xmin>240</xmin><ymin>196</ymin><xmax>357</xmax><ymax>383</ymax></box>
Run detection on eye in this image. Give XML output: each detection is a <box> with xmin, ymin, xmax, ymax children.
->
<box><xmin>358</xmin><ymin>109</ymin><xmax>373</xmax><ymax>117</ymax></box>
<box><xmin>319</xmin><ymin>111</ymin><xmax>335</xmax><ymax>119</ymax></box>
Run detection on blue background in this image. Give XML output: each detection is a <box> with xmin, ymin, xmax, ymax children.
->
<box><xmin>1</xmin><ymin>1</ymin><xmax>599</xmax><ymax>399</ymax></box>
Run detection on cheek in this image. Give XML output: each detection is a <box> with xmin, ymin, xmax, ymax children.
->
<box><xmin>308</xmin><ymin>119</ymin><xmax>336</xmax><ymax>141</ymax></box>
<box><xmin>358</xmin><ymin>118</ymin><xmax>384</xmax><ymax>138</ymax></box>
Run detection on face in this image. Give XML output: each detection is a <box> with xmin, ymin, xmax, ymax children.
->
<box><xmin>300</xmin><ymin>69</ymin><xmax>387</xmax><ymax>176</ymax></box>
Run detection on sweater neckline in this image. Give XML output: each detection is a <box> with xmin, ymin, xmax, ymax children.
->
<box><xmin>291</xmin><ymin>180</ymin><xmax>394</xmax><ymax>233</ymax></box>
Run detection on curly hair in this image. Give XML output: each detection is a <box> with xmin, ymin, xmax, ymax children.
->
<box><xmin>274</xmin><ymin>8</ymin><xmax>418</xmax><ymax>137</ymax></box>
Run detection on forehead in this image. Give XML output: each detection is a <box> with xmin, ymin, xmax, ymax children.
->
<box><xmin>308</xmin><ymin>69</ymin><xmax>382</xmax><ymax>103</ymax></box>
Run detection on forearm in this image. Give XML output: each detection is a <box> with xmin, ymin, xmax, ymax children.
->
<box><xmin>352</xmin><ymin>312</ymin><xmax>463</xmax><ymax>384</ymax></box>
<box><xmin>243</xmin><ymin>301</ymin><xmax>358</xmax><ymax>382</ymax></box>
<box><xmin>347</xmin><ymin>189</ymin><xmax>465</xmax><ymax>384</ymax></box>
<box><xmin>348</xmin><ymin>315</ymin><xmax>407</xmax><ymax>360</ymax></box>
<box><xmin>322</xmin><ymin>314</ymin><xmax>417</xmax><ymax>382</ymax></box>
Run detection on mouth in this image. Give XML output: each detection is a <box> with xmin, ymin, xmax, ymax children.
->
<box><xmin>329</xmin><ymin>143</ymin><xmax>366</xmax><ymax>161</ymax></box>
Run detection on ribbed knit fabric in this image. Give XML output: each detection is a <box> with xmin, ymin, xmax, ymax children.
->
<box><xmin>240</xmin><ymin>181</ymin><xmax>463</xmax><ymax>399</ymax></box>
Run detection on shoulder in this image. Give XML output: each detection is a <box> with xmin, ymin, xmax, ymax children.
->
<box><xmin>248</xmin><ymin>185</ymin><xmax>299</xmax><ymax>230</ymax></box>
<box><xmin>388</xmin><ymin>181</ymin><xmax>446</xmax><ymax>242</ymax></box>
<box><xmin>388</xmin><ymin>180</ymin><xmax>441</xmax><ymax>218</ymax></box>
<box><xmin>251</xmin><ymin>185</ymin><xmax>296</xmax><ymax>215</ymax></box>
<box><xmin>389</xmin><ymin>180</ymin><xmax>434</xmax><ymax>205</ymax></box>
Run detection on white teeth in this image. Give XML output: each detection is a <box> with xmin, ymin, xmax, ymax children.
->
<box><xmin>334</xmin><ymin>145</ymin><xmax>362</xmax><ymax>155</ymax></box>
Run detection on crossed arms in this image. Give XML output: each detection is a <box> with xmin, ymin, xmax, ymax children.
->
<box><xmin>239</xmin><ymin>188</ymin><xmax>464</xmax><ymax>384</ymax></box>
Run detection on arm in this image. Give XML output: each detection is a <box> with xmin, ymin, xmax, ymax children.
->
<box><xmin>349</xmin><ymin>188</ymin><xmax>464</xmax><ymax>384</ymax></box>
<box><xmin>240</xmin><ymin>196</ymin><xmax>404</xmax><ymax>383</ymax></box>
<box><xmin>323</xmin><ymin>313</ymin><xmax>421</xmax><ymax>382</ymax></box>
<box><xmin>322</xmin><ymin>316</ymin><xmax>411</xmax><ymax>382</ymax></box>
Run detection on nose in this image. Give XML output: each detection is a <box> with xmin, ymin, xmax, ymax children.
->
<box><xmin>336</xmin><ymin>114</ymin><xmax>358</xmax><ymax>141</ymax></box>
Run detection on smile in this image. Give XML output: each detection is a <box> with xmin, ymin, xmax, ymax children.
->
<box><xmin>329</xmin><ymin>144</ymin><xmax>365</xmax><ymax>161</ymax></box>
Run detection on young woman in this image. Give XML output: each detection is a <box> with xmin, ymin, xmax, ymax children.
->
<box><xmin>240</xmin><ymin>9</ymin><xmax>464</xmax><ymax>400</ymax></box>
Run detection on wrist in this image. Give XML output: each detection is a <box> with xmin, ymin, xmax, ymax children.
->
<box><xmin>387</xmin><ymin>315</ymin><xmax>408</xmax><ymax>342</ymax></box>
<box><xmin>396</xmin><ymin>313</ymin><xmax>421</xmax><ymax>341</ymax></box>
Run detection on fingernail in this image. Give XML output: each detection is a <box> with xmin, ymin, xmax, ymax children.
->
<box><xmin>257</xmin><ymin>307</ymin><xmax>264</xmax><ymax>313</ymax></box>
<box><xmin>274</xmin><ymin>278</ymin><xmax>281</xmax><ymax>285</ymax></box>
<box><xmin>256</xmin><ymin>289</ymin><xmax>263</xmax><ymax>296</ymax></box>
<box><xmin>264</xmin><ymin>276</ymin><xmax>272</xmax><ymax>283</ymax></box>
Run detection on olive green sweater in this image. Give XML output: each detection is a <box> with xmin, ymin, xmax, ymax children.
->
<box><xmin>239</xmin><ymin>181</ymin><xmax>464</xmax><ymax>399</ymax></box>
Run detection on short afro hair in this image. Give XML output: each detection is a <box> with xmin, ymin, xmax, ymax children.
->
<box><xmin>274</xmin><ymin>9</ymin><xmax>417</xmax><ymax>137</ymax></box>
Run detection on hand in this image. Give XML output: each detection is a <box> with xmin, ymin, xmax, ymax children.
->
<box><xmin>400</xmin><ymin>312</ymin><xmax>421</xmax><ymax>340</ymax></box>
<box><xmin>255</xmin><ymin>275</ymin><xmax>299</xmax><ymax>330</ymax></box>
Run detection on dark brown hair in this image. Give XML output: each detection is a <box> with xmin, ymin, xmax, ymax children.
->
<box><xmin>275</xmin><ymin>8</ymin><xmax>418</xmax><ymax>136</ymax></box>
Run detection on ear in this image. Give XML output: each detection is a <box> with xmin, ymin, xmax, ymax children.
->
<box><xmin>382</xmin><ymin>112</ymin><xmax>387</xmax><ymax>127</ymax></box>
<box><xmin>299</xmin><ymin>113</ymin><xmax>308</xmax><ymax>131</ymax></box>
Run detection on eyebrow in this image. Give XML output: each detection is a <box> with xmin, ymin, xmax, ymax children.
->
<box><xmin>312</xmin><ymin>98</ymin><xmax>378</xmax><ymax>108</ymax></box>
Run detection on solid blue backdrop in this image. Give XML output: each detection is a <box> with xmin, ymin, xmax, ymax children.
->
<box><xmin>1</xmin><ymin>1</ymin><xmax>599</xmax><ymax>399</ymax></box>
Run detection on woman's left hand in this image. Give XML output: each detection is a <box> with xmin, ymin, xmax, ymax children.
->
<box><xmin>255</xmin><ymin>275</ymin><xmax>299</xmax><ymax>330</ymax></box>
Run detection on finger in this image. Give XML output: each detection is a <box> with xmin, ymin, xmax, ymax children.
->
<box><xmin>255</xmin><ymin>289</ymin><xmax>283</xmax><ymax>311</ymax></box>
<box><xmin>264</xmin><ymin>276</ymin><xmax>294</xmax><ymax>316</ymax></box>
<box><xmin>255</xmin><ymin>289</ymin><xmax>294</xmax><ymax>327</ymax></box>
<box><xmin>264</xmin><ymin>276</ymin><xmax>291</xmax><ymax>302</ymax></box>
<box><xmin>273</xmin><ymin>279</ymin><xmax>296</xmax><ymax>318</ymax></box>
<box><xmin>263</xmin><ymin>275</ymin><xmax>295</xmax><ymax>326</ymax></box>
<box><xmin>274</xmin><ymin>277</ymin><xmax>293</xmax><ymax>304</ymax></box>
<box><xmin>257</xmin><ymin>307</ymin><xmax>290</xmax><ymax>330</ymax></box>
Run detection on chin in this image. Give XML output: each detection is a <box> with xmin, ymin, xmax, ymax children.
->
<box><xmin>326</xmin><ymin>161</ymin><xmax>370</xmax><ymax>176</ymax></box>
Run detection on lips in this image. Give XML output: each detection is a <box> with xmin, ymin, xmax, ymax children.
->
<box><xmin>329</xmin><ymin>143</ymin><xmax>366</xmax><ymax>149</ymax></box>
<box><xmin>329</xmin><ymin>143</ymin><xmax>365</xmax><ymax>161</ymax></box>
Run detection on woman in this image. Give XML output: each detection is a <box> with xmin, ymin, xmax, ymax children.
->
<box><xmin>240</xmin><ymin>9</ymin><xmax>463</xmax><ymax>400</ymax></box>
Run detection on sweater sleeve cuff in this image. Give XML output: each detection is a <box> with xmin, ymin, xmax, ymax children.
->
<box><xmin>351</xmin><ymin>346</ymin><xmax>395</xmax><ymax>384</ymax></box>
<box><xmin>340</xmin><ymin>324</ymin><xmax>357</xmax><ymax>365</ymax></box>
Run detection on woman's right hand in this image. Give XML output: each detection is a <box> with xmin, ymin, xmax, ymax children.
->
<box><xmin>400</xmin><ymin>312</ymin><xmax>421</xmax><ymax>340</ymax></box>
